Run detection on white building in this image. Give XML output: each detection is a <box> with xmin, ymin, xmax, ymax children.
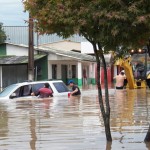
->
<box><xmin>0</xmin><ymin>41</ymin><xmax>96</xmax><ymax>87</ymax></box>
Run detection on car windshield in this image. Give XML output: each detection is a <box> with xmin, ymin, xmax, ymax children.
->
<box><xmin>53</xmin><ymin>82</ymin><xmax>69</xmax><ymax>93</ymax></box>
<box><xmin>0</xmin><ymin>84</ymin><xmax>18</xmax><ymax>97</ymax></box>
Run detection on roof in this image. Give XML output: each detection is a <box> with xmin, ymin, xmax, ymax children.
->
<box><xmin>1</xmin><ymin>42</ymin><xmax>112</xmax><ymax>64</ymax></box>
<box><xmin>37</xmin><ymin>46</ymin><xmax>96</xmax><ymax>62</ymax></box>
<box><xmin>0</xmin><ymin>42</ymin><xmax>28</xmax><ymax>48</ymax></box>
<box><xmin>37</xmin><ymin>46</ymin><xmax>113</xmax><ymax>64</ymax></box>
<box><xmin>0</xmin><ymin>54</ymin><xmax>46</xmax><ymax>65</ymax></box>
<box><xmin>39</xmin><ymin>40</ymin><xmax>81</xmax><ymax>52</ymax></box>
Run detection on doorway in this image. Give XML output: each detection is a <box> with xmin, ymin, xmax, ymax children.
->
<box><xmin>52</xmin><ymin>64</ymin><xmax>57</xmax><ymax>79</ymax></box>
<box><xmin>61</xmin><ymin>65</ymin><xmax>67</xmax><ymax>84</ymax></box>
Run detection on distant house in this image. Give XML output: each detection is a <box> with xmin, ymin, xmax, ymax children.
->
<box><xmin>0</xmin><ymin>43</ymin><xmax>47</xmax><ymax>88</ymax></box>
<box><xmin>38</xmin><ymin>41</ymin><xmax>96</xmax><ymax>86</ymax></box>
<box><xmin>0</xmin><ymin>42</ymin><xmax>96</xmax><ymax>88</ymax></box>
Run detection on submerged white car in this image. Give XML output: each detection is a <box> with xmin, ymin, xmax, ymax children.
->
<box><xmin>0</xmin><ymin>80</ymin><xmax>70</xmax><ymax>100</ymax></box>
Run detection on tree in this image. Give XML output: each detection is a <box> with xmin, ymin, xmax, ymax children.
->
<box><xmin>24</xmin><ymin>0</ymin><xmax>150</xmax><ymax>142</ymax></box>
<box><xmin>0</xmin><ymin>23</ymin><xmax>6</xmax><ymax>44</ymax></box>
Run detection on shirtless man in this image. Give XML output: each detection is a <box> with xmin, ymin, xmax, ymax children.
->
<box><xmin>114</xmin><ymin>71</ymin><xmax>126</xmax><ymax>89</ymax></box>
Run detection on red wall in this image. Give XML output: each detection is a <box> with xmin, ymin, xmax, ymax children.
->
<box><xmin>101</xmin><ymin>66</ymin><xmax>113</xmax><ymax>84</ymax></box>
<box><xmin>95</xmin><ymin>65</ymin><xmax>114</xmax><ymax>85</ymax></box>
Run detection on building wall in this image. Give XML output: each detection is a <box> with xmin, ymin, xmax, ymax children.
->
<box><xmin>47</xmin><ymin>60</ymin><xmax>96</xmax><ymax>86</ymax></box>
<box><xmin>48</xmin><ymin>60</ymin><xmax>77</xmax><ymax>84</ymax></box>
<box><xmin>88</xmin><ymin>63</ymin><xmax>96</xmax><ymax>85</ymax></box>
<box><xmin>34</xmin><ymin>56</ymin><xmax>48</xmax><ymax>81</ymax></box>
<box><xmin>101</xmin><ymin>66</ymin><xmax>113</xmax><ymax>86</ymax></box>
<box><xmin>5</xmin><ymin>44</ymin><xmax>37</xmax><ymax>56</ymax></box>
<box><xmin>0</xmin><ymin>44</ymin><xmax>6</xmax><ymax>55</ymax></box>
<box><xmin>2</xmin><ymin>65</ymin><xmax>28</xmax><ymax>88</ymax></box>
<box><xmin>6</xmin><ymin>44</ymin><xmax>28</xmax><ymax>56</ymax></box>
<box><xmin>81</xmin><ymin>42</ymin><xmax>94</xmax><ymax>54</ymax></box>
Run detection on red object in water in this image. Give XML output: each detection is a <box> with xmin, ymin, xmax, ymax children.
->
<box><xmin>68</xmin><ymin>92</ymin><xmax>71</xmax><ymax>98</ymax></box>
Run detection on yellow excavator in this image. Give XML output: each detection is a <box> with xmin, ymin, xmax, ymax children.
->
<box><xmin>115</xmin><ymin>56</ymin><xmax>147</xmax><ymax>89</ymax></box>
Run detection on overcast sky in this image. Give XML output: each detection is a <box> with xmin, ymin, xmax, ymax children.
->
<box><xmin>0</xmin><ymin>0</ymin><xmax>28</xmax><ymax>26</ymax></box>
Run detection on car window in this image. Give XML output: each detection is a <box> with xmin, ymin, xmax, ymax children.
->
<box><xmin>22</xmin><ymin>85</ymin><xmax>32</xmax><ymax>96</ymax></box>
<box><xmin>32</xmin><ymin>83</ymin><xmax>44</xmax><ymax>93</ymax></box>
<box><xmin>32</xmin><ymin>83</ymin><xmax>53</xmax><ymax>94</ymax></box>
<box><xmin>13</xmin><ymin>87</ymin><xmax>21</xmax><ymax>97</ymax></box>
<box><xmin>0</xmin><ymin>84</ymin><xmax>18</xmax><ymax>97</ymax></box>
<box><xmin>53</xmin><ymin>82</ymin><xmax>69</xmax><ymax>93</ymax></box>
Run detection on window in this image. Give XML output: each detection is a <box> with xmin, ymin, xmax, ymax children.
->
<box><xmin>72</xmin><ymin>65</ymin><xmax>76</xmax><ymax>78</ymax></box>
<box><xmin>22</xmin><ymin>85</ymin><xmax>32</xmax><ymax>96</ymax></box>
<box><xmin>53</xmin><ymin>82</ymin><xmax>69</xmax><ymax>93</ymax></box>
<box><xmin>32</xmin><ymin>83</ymin><xmax>44</xmax><ymax>93</ymax></box>
<box><xmin>52</xmin><ymin>64</ymin><xmax>57</xmax><ymax>79</ymax></box>
<box><xmin>14</xmin><ymin>87</ymin><xmax>21</xmax><ymax>97</ymax></box>
<box><xmin>31</xmin><ymin>83</ymin><xmax>53</xmax><ymax>94</ymax></box>
<box><xmin>0</xmin><ymin>84</ymin><xmax>18</xmax><ymax>97</ymax></box>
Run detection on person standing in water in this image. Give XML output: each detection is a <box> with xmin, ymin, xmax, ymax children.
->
<box><xmin>68</xmin><ymin>80</ymin><xmax>81</xmax><ymax>96</ymax></box>
<box><xmin>31</xmin><ymin>83</ymin><xmax>53</xmax><ymax>98</ymax></box>
<box><xmin>114</xmin><ymin>71</ymin><xmax>126</xmax><ymax>89</ymax></box>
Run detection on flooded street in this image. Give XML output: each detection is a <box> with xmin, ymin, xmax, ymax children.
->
<box><xmin>0</xmin><ymin>87</ymin><xmax>150</xmax><ymax>150</ymax></box>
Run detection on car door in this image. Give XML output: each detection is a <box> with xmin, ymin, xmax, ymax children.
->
<box><xmin>10</xmin><ymin>85</ymin><xmax>32</xmax><ymax>99</ymax></box>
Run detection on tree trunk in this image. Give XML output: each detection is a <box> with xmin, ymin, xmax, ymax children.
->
<box><xmin>106</xmin><ymin>141</ymin><xmax>112</xmax><ymax>150</ymax></box>
<box><xmin>104</xmin><ymin>115</ymin><xmax>112</xmax><ymax>141</ymax></box>
<box><xmin>100</xmin><ymin>52</ymin><xmax>112</xmax><ymax>141</ymax></box>
<box><xmin>145</xmin><ymin>124</ymin><xmax>150</xmax><ymax>142</ymax></box>
<box><xmin>92</xmin><ymin>42</ymin><xmax>112</xmax><ymax>141</ymax></box>
<box><xmin>147</xmin><ymin>39</ymin><xmax>150</xmax><ymax>57</ymax></box>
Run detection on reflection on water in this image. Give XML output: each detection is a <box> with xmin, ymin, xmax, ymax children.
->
<box><xmin>0</xmin><ymin>88</ymin><xmax>150</xmax><ymax>149</ymax></box>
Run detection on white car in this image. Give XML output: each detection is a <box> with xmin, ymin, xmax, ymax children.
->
<box><xmin>0</xmin><ymin>80</ymin><xmax>70</xmax><ymax>100</ymax></box>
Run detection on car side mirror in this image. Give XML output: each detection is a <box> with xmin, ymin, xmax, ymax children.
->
<box><xmin>10</xmin><ymin>93</ymin><xmax>17</xmax><ymax>99</ymax></box>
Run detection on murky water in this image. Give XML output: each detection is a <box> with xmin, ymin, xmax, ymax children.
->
<box><xmin>0</xmin><ymin>87</ymin><xmax>150</xmax><ymax>150</ymax></box>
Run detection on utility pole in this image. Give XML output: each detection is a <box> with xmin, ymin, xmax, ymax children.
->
<box><xmin>28</xmin><ymin>14</ymin><xmax>34</xmax><ymax>81</ymax></box>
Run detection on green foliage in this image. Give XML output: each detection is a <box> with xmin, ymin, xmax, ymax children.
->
<box><xmin>24</xmin><ymin>0</ymin><xmax>150</xmax><ymax>56</ymax></box>
<box><xmin>0</xmin><ymin>23</ymin><xmax>6</xmax><ymax>44</ymax></box>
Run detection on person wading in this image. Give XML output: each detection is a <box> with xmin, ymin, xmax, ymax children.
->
<box><xmin>114</xmin><ymin>71</ymin><xmax>126</xmax><ymax>90</ymax></box>
<box><xmin>68</xmin><ymin>80</ymin><xmax>81</xmax><ymax>96</ymax></box>
<box><xmin>31</xmin><ymin>83</ymin><xmax>53</xmax><ymax>98</ymax></box>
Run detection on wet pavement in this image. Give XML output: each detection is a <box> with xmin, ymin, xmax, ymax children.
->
<box><xmin>0</xmin><ymin>86</ymin><xmax>150</xmax><ymax>150</ymax></box>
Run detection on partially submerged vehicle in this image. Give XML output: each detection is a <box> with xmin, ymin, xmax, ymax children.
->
<box><xmin>0</xmin><ymin>80</ymin><xmax>70</xmax><ymax>100</ymax></box>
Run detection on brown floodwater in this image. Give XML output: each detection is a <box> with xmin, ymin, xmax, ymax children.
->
<box><xmin>0</xmin><ymin>86</ymin><xmax>150</xmax><ymax>150</ymax></box>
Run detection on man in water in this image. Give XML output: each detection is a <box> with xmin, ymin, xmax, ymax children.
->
<box><xmin>31</xmin><ymin>83</ymin><xmax>53</xmax><ymax>98</ymax></box>
<box><xmin>68</xmin><ymin>80</ymin><xmax>81</xmax><ymax>96</ymax></box>
<box><xmin>114</xmin><ymin>71</ymin><xmax>126</xmax><ymax>89</ymax></box>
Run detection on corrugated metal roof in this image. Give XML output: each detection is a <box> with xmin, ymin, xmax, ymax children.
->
<box><xmin>0</xmin><ymin>54</ymin><xmax>46</xmax><ymax>65</ymax></box>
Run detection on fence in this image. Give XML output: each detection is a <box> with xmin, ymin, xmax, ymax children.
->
<box><xmin>2</xmin><ymin>26</ymin><xmax>87</xmax><ymax>46</ymax></box>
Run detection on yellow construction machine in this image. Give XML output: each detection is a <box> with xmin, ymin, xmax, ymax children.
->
<box><xmin>115</xmin><ymin>56</ymin><xmax>147</xmax><ymax>89</ymax></box>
